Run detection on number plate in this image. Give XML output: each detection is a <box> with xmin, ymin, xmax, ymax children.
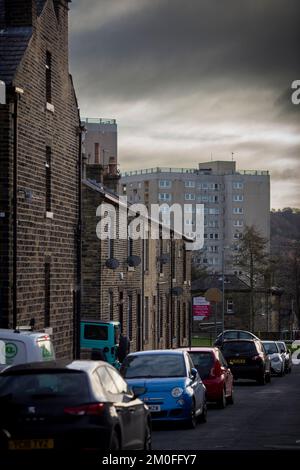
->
<box><xmin>148</xmin><ymin>405</ymin><xmax>161</xmax><ymax>412</ymax></box>
<box><xmin>8</xmin><ymin>439</ymin><xmax>54</xmax><ymax>451</ymax></box>
<box><xmin>229</xmin><ymin>359</ymin><xmax>245</xmax><ymax>365</ymax></box>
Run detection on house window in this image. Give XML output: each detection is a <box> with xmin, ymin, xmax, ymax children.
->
<box><xmin>46</xmin><ymin>51</ymin><xmax>52</xmax><ymax>104</ymax></box>
<box><xmin>144</xmin><ymin>238</ymin><xmax>149</xmax><ymax>271</ymax></box>
<box><xmin>182</xmin><ymin>303</ymin><xmax>187</xmax><ymax>338</ymax></box>
<box><xmin>234</xmin><ymin>232</ymin><xmax>243</xmax><ymax>239</ymax></box>
<box><xmin>159</xmin><ymin>193</ymin><xmax>172</xmax><ymax>201</ymax></box>
<box><xmin>94</xmin><ymin>143</ymin><xmax>100</xmax><ymax>164</ymax></box>
<box><xmin>144</xmin><ymin>297</ymin><xmax>149</xmax><ymax>342</ymax></box>
<box><xmin>233</xmin><ymin>182</ymin><xmax>243</xmax><ymax>189</ymax></box>
<box><xmin>185</xmin><ymin>193</ymin><xmax>195</xmax><ymax>201</ymax></box>
<box><xmin>233</xmin><ymin>207</ymin><xmax>244</xmax><ymax>214</ymax></box>
<box><xmin>183</xmin><ymin>246</ymin><xmax>187</xmax><ymax>281</ymax></box>
<box><xmin>234</xmin><ymin>220</ymin><xmax>243</xmax><ymax>227</ymax></box>
<box><xmin>109</xmin><ymin>290</ymin><xmax>114</xmax><ymax>320</ymax></box>
<box><xmin>127</xmin><ymin>294</ymin><xmax>133</xmax><ymax>341</ymax></box>
<box><xmin>159</xmin><ymin>296</ymin><xmax>163</xmax><ymax>339</ymax></box>
<box><xmin>108</xmin><ymin>238</ymin><xmax>114</xmax><ymax>259</ymax></box>
<box><xmin>209</xmin><ymin>208</ymin><xmax>220</xmax><ymax>215</ymax></box>
<box><xmin>45</xmin><ymin>146</ymin><xmax>52</xmax><ymax>212</ymax></box>
<box><xmin>233</xmin><ymin>195</ymin><xmax>244</xmax><ymax>202</ymax></box>
<box><xmin>159</xmin><ymin>180</ymin><xmax>171</xmax><ymax>188</ymax></box>
<box><xmin>185</xmin><ymin>180</ymin><xmax>195</xmax><ymax>188</ymax></box>
<box><xmin>44</xmin><ymin>263</ymin><xmax>50</xmax><ymax>327</ymax></box>
<box><xmin>227</xmin><ymin>298</ymin><xmax>234</xmax><ymax>313</ymax></box>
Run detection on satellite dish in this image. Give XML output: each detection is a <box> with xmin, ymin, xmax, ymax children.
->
<box><xmin>105</xmin><ymin>258</ymin><xmax>119</xmax><ymax>270</ymax></box>
<box><xmin>127</xmin><ymin>255</ymin><xmax>141</xmax><ymax>267</ymax></box>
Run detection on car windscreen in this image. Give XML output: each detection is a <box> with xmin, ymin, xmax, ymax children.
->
<box><xmin>122</xmin><ymin>354</ymin><xmax>186</xmax><ymax>379</ymax></box>
<box><xmin>277</xmin><ymin>343</ymin><xmax>286</xmax><ymax>353</ymax></box>
<box><xmin>263</xmin><ymin>343</ymin><xmax>278</xmax><ymax>354</ymax></box>
<box><xmin>0</xmin><ymin>372</ymin><xmax>90</xmax><ymax>401</ymax></box>
<box><xmin>221</xmin><ymin>341</ymin><xmax>257</xmax><ymax>356</ymax></box>
<box><xmin>189</xmin><ymin>352</ymin><xmax>214</xmax><ymax>379</ymax></box>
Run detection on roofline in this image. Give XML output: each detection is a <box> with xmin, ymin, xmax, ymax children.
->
<box><xmin>83</xmin><ymin>179</ymin><xmax>194</xmax><ymax>242</ymax></box>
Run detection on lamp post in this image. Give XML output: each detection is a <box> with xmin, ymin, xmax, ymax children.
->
<box><xmin>222</xmin><ymin>248</ymin><xmax>225</xmax><ymax>334</ymax></box>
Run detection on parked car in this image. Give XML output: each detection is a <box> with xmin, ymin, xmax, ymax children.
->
<box><xmin>276</xmin><ymin>341</ymin><xmax>292</xmax><ymax>373</ymax></box>
<box><xmin>0</xmin><ymin>329</ymin><xmax>55</xmax><ymax>372</ymax></box>
<box><xmin>220</xmin><ymin>339</ymin><xmax>271</xmax><ymax>384</ymax></box>
<box><xmin>0</xmin><ymin>360</ymin><xmax>151</xmax><ymax>453</ymax></box>
<box><xmin>121</xmin><ymin>350</ymin><xmax>207</xmax><ymax>428</ymax></box>
<box><xmin>180</xmin><ymin>347</ymin><xmax>234</xmax><ymax>408</ymax></box>
<box><xmin>214</xmin><ymin>330</ymin><xmax>260</xmax><ymax>347</ymax></box>
<box><xmin>262</xmin><ymin>341</ymin><xmax>285</xmax><ymax>376</ymax></box>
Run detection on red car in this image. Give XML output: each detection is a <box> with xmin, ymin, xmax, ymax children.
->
<box><xmin>182</xmin><ymin>347</ymin><xmax>234</xmax><ymax>408</ymax></box>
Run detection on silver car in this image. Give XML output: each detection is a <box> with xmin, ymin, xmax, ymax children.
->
<box><xmin>276</xmin><ymin>341</ymin><xmax>292</xmax><ymax>373</ymax></box>
<box><xmin>262</xmin><ymin>341</ymin><xmax>285</xmax><ymax>376</ymax></box>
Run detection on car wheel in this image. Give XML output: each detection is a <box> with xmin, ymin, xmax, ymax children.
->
<box><xmin>144</xmin><ymin>423</ymin><xmax>152</xmax><ymax>450</ymax></box>
<box><xmin>217</xmin><ymin>388</ymin><xmax>227</xmax><ymax>409</ymax></box>
<box><xmin>278</xmin><ymin>365</ymin><xmax>285</xmax><ymax>377</ymax></box>
<box><xmin>226</xmin><ymin>389</ymin><xmax>234</xmax><ymax>405</ymax></box>
<box><xmin>186</xmin><ymin>401</ymin><xmax>198</xmax><ymax>429</ymax></box>
<box><xmin>110</xmin><ymin>430</ymin><xmax>121</xmax><ymax>450</ymax></box>
<box><xmin>199</xmin><ymin>399</ymin><xmax>207</xmax><ymax>423</ymax></box>
<box><xmin>266</xmin><ymin>372</ymin><xmax>271</xmax><ymax>383</ymax></box>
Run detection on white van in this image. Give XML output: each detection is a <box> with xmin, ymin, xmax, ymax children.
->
<box><xmin>0</xmin><ymin>329</ymin><xmax>55</xmax><ymax>372</ymax></box>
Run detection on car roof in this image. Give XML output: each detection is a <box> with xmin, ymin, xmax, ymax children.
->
<box><xmin>178</xmin><ymin>347</ymin><xmax>218</xmax><ymax>353</ymax></box>
<box><xmin>262</xmin><ymin>340</ymin><xmax>277</xmax><ymax>343</ymax></box>
<box><xmin>0</xmin><ymin>329</ymin><xmax>52</xmax><ymax>343</ymax></box>
<box><xmin>221</xmin><ymin>330</ymin><xmax>255</xmax><ymax>335</ymax></box>
<box><xmin>222</xmin><ymin>338</ymin><xmax>257</xmax><ymax>343</ymax></box>
<box><xmin>67</xmin><ymin>360</ymin><xmax>111</xmax><ymax>374</ymax></box>
<box><xmin>0</xmin><ymin>360</ymin><xmax>108</xmax><ymax>375</ymax></box>
<box><xmin>127</xmin><ymin>349</ymin><xmax>185</xmax><ymax>356</ymax></box>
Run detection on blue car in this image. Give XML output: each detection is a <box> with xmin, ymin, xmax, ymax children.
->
<box><xmin>121</xmin><ymin>350</ymin><xmax>207</xmax><ymax>428</ymax></box>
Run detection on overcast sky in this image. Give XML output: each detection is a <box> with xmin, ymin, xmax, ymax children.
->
<box><xmin>69</xmin><ymin>0</ymin><xmax>300</xmax><ymax>209</ymax></box>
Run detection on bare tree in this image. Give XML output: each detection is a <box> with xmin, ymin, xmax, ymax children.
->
<box><xmin>234</xmin><ymin>225</ymin><xmax>269</xmax><ymax>331</ymax></box>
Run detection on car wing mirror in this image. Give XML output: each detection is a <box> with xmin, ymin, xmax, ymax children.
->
<box><xmin>191</xmin><ymin>368</ymin><xmax>198</xmax><ymax>380</ymax></box>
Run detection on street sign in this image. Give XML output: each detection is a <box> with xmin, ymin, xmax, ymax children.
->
<box><xmin>193</xmin><ymin>296</ymin><xmax>212</xmax><ymax>321</ymax></box>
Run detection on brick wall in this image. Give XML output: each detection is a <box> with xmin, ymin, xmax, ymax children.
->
<box><xmin>0</xmin><ymin>0</ymin><xmax>80</xmax><ymax>358</ymax></box>
<box><xmin>0</xmin><ymin>104</ymin><xmax>12</xmax><ymax>327</ymax></box>
<box><xmin>82</xmin><ymin>181</ymin><xmax>192</xmax><ymax>352</ymax></box>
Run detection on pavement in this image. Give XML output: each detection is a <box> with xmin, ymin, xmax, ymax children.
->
<box><xmin>152</xmin><ymin>365</ymin><xmax>300</xmax><ymax>450</ymax></box>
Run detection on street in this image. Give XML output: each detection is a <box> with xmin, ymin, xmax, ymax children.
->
<box><xmin>152</xmin><ymin>365</ymin><xmax>300</xmax><ymax>450</ymax></box>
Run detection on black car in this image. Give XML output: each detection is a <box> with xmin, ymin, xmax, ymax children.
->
<box><xmin>214</xmin><ymin>330</ymin><xmax>260</xmax><ymax>347</ymax></box>
<box><xmin>0</xmin><ymin>360</ymin><xmax>151</xmax><ymax>455</ymax></box>
<box><xmin>220</xmin><ymin>339</ymin><xmax>271</xmax><ymax>384</ymax></box>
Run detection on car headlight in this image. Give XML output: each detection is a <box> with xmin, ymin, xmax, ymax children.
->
<box><xmin>171</xmin><ymin>387</ymin><xmax>184</xmax><ymax>398</ymax></box>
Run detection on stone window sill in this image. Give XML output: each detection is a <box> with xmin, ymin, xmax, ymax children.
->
<box><xmin>46</xmin><ymin>102</ymin><xmax>55</xmax><ymax>113</ymax></box>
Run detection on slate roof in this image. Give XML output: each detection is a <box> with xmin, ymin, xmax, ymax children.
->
<box><xmin>0</xmin><ymin>0</ymin><xmax>48</xmax><ymax>85</ymax></box>
<box><xmin>192</xmin><ymin>274</ymin><xmax>251</xmax><ymax>293</ymax></box>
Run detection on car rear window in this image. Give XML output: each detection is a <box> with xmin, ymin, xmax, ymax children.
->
<box><xmin>222</xmin><ymin>341</ymin><xmax>257</xmax><ymax>356</ymax></box>
<box><xmin>189</xmin><ymin>352</ymin><xmax>214</xmax><ymax>379</ymax></box>
<box><xmin>0</xmin><ymin>372</ymin><xmax>90</xmax><ymax>400</ymax></box>
<box><xmin>84</xmin><ymin>324</ymin><xmax>108</xmax><ymax>341</ymax></box>
<box><xmin>122</xmin><ymin>354</ymin><xmax>186</xmax><ymax>379</ymax></box>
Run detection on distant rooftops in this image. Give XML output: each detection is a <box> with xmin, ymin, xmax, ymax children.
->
<box><xmin>81</xmin><ymin>117</ymin><xmax>117</xmax><ymax>125</ymax></box>
<box><xmin>121</xmin><ymin>165</ymin><xmax>269</xmax><ymax>178</ymax></box>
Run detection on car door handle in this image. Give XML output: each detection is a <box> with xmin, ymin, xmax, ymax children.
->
<box><xmin>129</xmin><ymin>407</ymin><xmax>136</xmax><ymax>413</ymax></box>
